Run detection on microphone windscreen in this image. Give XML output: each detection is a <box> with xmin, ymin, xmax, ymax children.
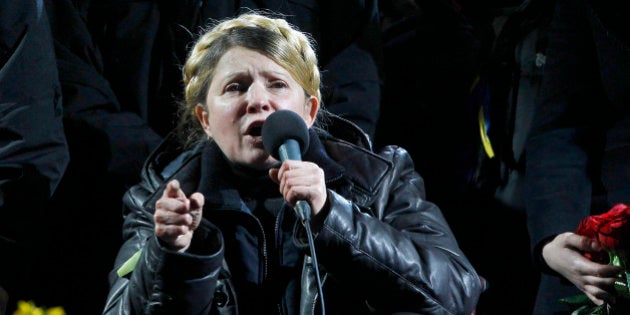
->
<box><xmin>262</xmin><ymin>110</ymin><xmax>310</xmax><ymax>160</ymax></box>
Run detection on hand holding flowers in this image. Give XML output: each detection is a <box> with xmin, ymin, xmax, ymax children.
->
<box><xmin>560</xmin><ymin>203</ymin><xmax>630</xmax><ymax>314</ymax></box>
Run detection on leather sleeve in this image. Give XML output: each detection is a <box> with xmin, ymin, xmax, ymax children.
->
<box><xmin>102</xmin><ymin>185</ymin><xmax>224</xmax><ymax>315</ymax></box>
<box><xmin>303</xmin><ymin>145</ymin><xmax>483</xmax><ymax>314</ymax></box>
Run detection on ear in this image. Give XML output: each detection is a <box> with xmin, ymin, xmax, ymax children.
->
<box><xmin>195</xmin><ymin>104</ymin><xmax>212</xmax><ymax>138</ymax></box>
<box><xmin>303</xmin><ymin>96</ymin><xmax>319</xmax><ymax>128</ymax></box>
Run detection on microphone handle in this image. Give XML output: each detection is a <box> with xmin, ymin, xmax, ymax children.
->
<box><xmin>278</xmin><ymin>139</ymin><xmax>302</xmax><ymax>161</ymax></box>
<box><xmin>278</xmin><ymin>139</ymin><xmax>311</xmax><ymax>222</ymax></box>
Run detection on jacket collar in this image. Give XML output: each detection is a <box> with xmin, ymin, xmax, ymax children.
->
<box><xmin>196</xmin><ymin>128</ymin><xmax>345</xmax><ymax>209</ymax></box>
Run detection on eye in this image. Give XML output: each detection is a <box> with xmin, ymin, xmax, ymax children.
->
<box><xmin>269</xmin><ymin>80</ymin><xmax>288</xmax><ymax>89</ymax></box>
<box><xmin>226</xmin><ymin>82</ymin><xmax>244</xmax><ymax>92</ymax></box>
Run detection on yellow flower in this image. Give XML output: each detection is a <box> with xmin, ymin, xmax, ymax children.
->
<box><xmin>12</xmin><ymin>300</ymin><xmax>66</xmax><ymax>315</ymax></box>
<box><xmin>13</xmin><ymin>300</ymin><xmax>39</xmax><ymax>315</ymax></box>
<box><xmin>44</xmin><ymin>307</ymin><xmax>66</xmax><ymax>315</ymax></box>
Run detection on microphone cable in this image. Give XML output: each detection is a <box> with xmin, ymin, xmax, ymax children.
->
<box><xmin>297</xmin><ymin>201</ymin><xmax>326</xmax><ymax>315</ymax></box>
<box><xmin>261</xmin><ymin>110</ymin><xmax>325</xmax><ymax>313</ymax></box>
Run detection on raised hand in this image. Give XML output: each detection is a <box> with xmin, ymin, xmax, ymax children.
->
<box><xmin>154</xmin><ymin>179</ymin><xmax>205</xmax><ymax>252</ymax></box>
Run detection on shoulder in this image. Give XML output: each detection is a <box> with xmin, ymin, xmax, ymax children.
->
<box><xmin>319</xmin><ymin>113</ymin><xmax>417</xmax><ymax>190</ymax></box>
<box><xmin>324</xmin><ymin>136</ymin><xmax>415</xmax><ymax>194</ymax></box>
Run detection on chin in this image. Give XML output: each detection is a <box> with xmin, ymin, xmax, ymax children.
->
<box><xmin>240</xmin><ymin>153</ymin><xmax>277</xmax><ymax>171</ymax></box>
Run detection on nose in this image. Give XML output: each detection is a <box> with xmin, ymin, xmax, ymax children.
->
<box><xmin>246</xmin><ymin>82</ymin><xmax>271</xmax><ymax>113</ymax></box>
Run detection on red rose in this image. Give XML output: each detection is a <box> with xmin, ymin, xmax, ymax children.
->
<box><xmin>576</xmin><ymin>203</ymin><xmax>630</xmax><ymax>261</ymax></box>
<box><xmin>567</xmin><ymin>203</ymin><xmax>630</xmax><ymax>313</ymax></box>
<box><xmin>577</xmin><ymin>215</ymin><xmax>602</xmax><ymax>239</ymax></box>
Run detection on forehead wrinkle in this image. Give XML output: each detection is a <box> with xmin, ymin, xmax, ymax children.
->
<box><xmin>220</xmin><ymin>67</ymin><xmax>291</xmax><ymax>82</ymax></box>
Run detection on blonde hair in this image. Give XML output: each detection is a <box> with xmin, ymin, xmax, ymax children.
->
<box><xmin>177</xmin><ymin>12</ymin><xmax>322</xmax><ymax>148</ymax></box>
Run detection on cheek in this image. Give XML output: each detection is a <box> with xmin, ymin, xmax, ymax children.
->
<box><xmin>206</xmin><ymin>108</ymin><xmax>238</xmax><ymax>137</ymax></box>
<box><xmin>204</xmin><ymin>100</ymin><xmax>228</xmax><ymax>130</ymax></box>
<box><xmin>205</xmin><ymin>116</ymin><xmax>222</xmax><ymax>137</ymax></box>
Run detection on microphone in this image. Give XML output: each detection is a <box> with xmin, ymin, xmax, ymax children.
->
<box><xmin>262</xmin><ymin>111</ymin><xmax>327</xmax><ymax>314</ymax></box>
<box><xmin>261</xmin><ymin>110</ymin><xmax>311</xmax><ymax>222</ymax></box>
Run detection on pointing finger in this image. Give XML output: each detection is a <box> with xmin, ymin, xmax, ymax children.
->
<box><xmin>165</xmin><ymin>179</ymin><xmax>186</xmax><ymax>199</ymax></box>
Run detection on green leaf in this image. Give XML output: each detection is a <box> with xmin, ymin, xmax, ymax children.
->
<box><xmin>560</xmin><ymin>294</ymin><xmax>592</xmax><ymax>307</ymax></box>
<box><xmin>570</xmin><ymin>305</ymin><xmax>590</xmax><ymax>315</ymax></box>
<box><xmin>117</xmin><ymin>249</ymin><xmax>143</xmax><ymax>277</ymax></box>
<box><xmin>593</xmin><ymin>304</ymin><xmax>608</xmax><ymax>315</ymax></box>
<box><xmin>615</xmin><ymin>275</ymin><xmax>630</xmax><ymax>299</ymax></box>
<box><xmin>570</xmin><ymin>304</ymin><xmax>606</xmax><ymax>315</ymax></box>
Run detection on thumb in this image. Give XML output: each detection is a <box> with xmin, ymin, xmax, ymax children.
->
<box><xmin>189</xmin><ymin>192</ymin><xmax>205</xmax><ymax>210</ymax></box>
<box><xmin>188</xmin><ymin>192</ymin><xmax>205</xmax><ymax>230</ymax></box>
<box><xmin>268</xmin><ymin>168</ymin><xmax>280</xmax><ymax>184</ymax></box>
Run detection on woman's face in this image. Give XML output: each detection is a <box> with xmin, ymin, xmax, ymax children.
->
<box><xmin>196</xmin><ymin>46</ymin><xmax>318</xmax><ymax>170</ymax></box>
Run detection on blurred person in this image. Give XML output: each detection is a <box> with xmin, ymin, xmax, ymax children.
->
<box><xmin>0</xmin><ymin>0</ymin><xmax>69</xmax><ymax>311</ymax></box>
<box><xmin>524</xmin><ymin>0</ymin><xmax>630</xmax><ymax>313</ymax></box>
<box><xmin>376</xmin><ymin>1</ymin><xmax>543</xmax><ymax>313</ymax></box>
<box><xmin>11</xmin><ymin>1</ymin><xmax>164</xmax><ymax>313</ymax></box>
<box><xmin>85</xmin><ymin>0</ymin><xmax>382</xmax><ymax>140</ymax></box>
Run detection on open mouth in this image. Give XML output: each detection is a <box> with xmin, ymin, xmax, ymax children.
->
<box><xmin>249</xmin><ymin>126</ymin><xmax>262</xmax><ymax>137</ymax></box>
<box><xmin>246</xmin><ymin>121</ymin><xmax>263</xmax><ymax>137</ymax></box>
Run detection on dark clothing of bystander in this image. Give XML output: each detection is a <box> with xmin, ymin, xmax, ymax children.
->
<box><xmin>525</xmin><ymin>0</ymin><xmax>630</xmax><ymax>313</ymax></box>
<box><xmin>0</xmin><ymin>0</ymin><xmax>69</xmax><ymax>307</ymax></box>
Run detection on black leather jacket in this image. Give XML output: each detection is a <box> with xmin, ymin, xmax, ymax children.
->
<box><xmin>102</xmin><ymin>117</ymin><xmax>483</xmax><ymax>315</ymax></box>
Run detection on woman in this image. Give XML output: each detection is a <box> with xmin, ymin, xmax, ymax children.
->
<box><xmin>102</xmin><ymin>12</ymin><xmax>483</xmax><ymax>315</ymax></box>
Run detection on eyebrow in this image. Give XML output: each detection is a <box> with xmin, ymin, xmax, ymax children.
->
<box><xmin>222</xmin><ymin>69</ymin><xmax>290</xmax><ymax>80</ymax></box>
